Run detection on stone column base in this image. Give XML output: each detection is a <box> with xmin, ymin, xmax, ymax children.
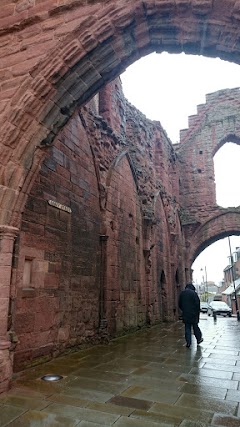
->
<box><xmin>0</xmin><ymin>342</ymin><xmax>12</xmax><ymax>393</ymax></box>
<box><xmin>0</xmin><ymin>226</ymin><xmax>19</xmax><ymax>394</ymax></box>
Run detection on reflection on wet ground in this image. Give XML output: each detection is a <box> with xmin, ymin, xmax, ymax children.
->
<box><xmin>1</xmin><ymin>316</ymin><xmax>240</xmax><ymax>426</ymax></box>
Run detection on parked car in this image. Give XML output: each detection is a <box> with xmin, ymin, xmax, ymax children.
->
<box><xmin>200</xmin><ymin>302</ymin><xmax>209</xmax><ymax>313</ymax></box>
<box><xmin>207</xmin><ymin>301</ymin><xmax>232</xmax><ymax>317</ymax></box>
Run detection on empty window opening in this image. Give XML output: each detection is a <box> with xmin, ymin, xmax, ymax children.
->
<box><xmin>214</xmin><ymin>142</ymin><xmax>240</xmax><ymax>208</ymax></box>
<box><xmin>23</xmin><ymin>258</ymin><xmax>33</xmax><ymax>286</ymax></box>
<box><xmin>121</xmin><ymin>52</ymin><xmax>240</xmax><ymax>145</ymax></box>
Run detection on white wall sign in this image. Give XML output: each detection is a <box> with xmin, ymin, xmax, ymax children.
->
<box><xmin>48</xmin><ymin>200</ymin><xmax>72</xmax><ymax>213</ymax></box>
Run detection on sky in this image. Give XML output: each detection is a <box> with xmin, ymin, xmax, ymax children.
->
<box><xmin>121</xmin><ymin>52</ymin><xmax>240</xmax><ymax>286</ymax></box>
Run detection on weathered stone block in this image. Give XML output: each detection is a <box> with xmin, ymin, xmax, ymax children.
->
<box><xmin>191</xmin><ymin>0</ymin><xmax>213</xmax><ymax>15</ymax></box>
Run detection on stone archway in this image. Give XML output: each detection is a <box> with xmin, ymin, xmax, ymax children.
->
<box><xmin>101</xmin><ymin>150</ymin><xmax>144</xmax><ymax>334</ymax></box>
<box><xmin>188</xmin><ymin>211</ymin><xmax>240</xmax><ymax>267</ymax></box>
<box><xmin>1</xmin><ymin>0</ymin><xmax>240</xmax><ymax>394</ymax></box>
<box><xmin>177</xmin><ymin>87</ymin><xmax>240</xmax><ymax>277</ymax></box>
<box><xmin>2</xmin><ymin>0</ymin><xmax>240</xmax><ymax>227</ymax></box>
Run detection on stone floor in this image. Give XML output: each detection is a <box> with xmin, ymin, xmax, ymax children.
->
<box><xmin>1</xmin><ymin>315</ymin><xmax>240</xmax><ymax>426</ymax></box>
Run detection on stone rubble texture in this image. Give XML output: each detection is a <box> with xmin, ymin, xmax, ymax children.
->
<box><xmin>0</xmin><ymin>0</ymin><xmax>240</xmax><ymax>394</ymax></box>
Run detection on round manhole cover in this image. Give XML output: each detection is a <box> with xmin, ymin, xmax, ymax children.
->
<box><xmin>41</xmin><ymin>374</ymin><xmax>63</xmax><ymax>382</ymax></box>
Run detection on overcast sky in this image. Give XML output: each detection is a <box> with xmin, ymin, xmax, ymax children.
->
<box><xmin>121</xmin><ymin>52</ymin><xmax>240</xmax><ymax>285</ymax></box>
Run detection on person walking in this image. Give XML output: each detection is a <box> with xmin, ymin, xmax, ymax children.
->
<box><xmin>178</xmin><ymin>283</ymin><xmax>203</xmax><ymax>348</ymax></box>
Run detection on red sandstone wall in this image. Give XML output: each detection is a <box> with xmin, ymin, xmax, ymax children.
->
<box><xmin>11</xmin><ymin>96</ymin><xmax>178</xmax><ymax>371</ymax></box>
<box><xmin>8</xmin><ymin>76</ymin><xmax>187</xmax><ymax>371</ymax></box>
<box><xmin>105</xmin><ymin>155</ymin><xmax>145</xmax><ymax>333</ymax></box>
<box><xmin>124</xmin><ymin>99</ymin><xmax>185</xmax><ymax>321</ymax></box>
<box><xmin>150</xmin><ymin>196</ymin><xmax>170</xmax><ymax>323</ymax></box>
<box><xmin>176</xmin><ymin>88</ymin><xmax>240</xmax><ymax>267</ymax></box>
<box><xmin>100</xmin><ymin>80</ymin><xmax>186</xmax><ymax>321</ymax></box>
<box><xmin>99</xmin><ymin>78</ymin><xmax>126</xmax><ymax>138</ymax></box>
<box><xmin>1</xmin><ymin>0</ymin><xmax>240</xmax><ymax>394</ymax></box>
<box><xmin>149</xmin><ymin>196</ymin><xmax>185</xmax><ymax>322</ymax></box>
<box><xmin>11</xmin><ymin>111</ymin><xmax>103</xmax><ymax>371</ymax></box>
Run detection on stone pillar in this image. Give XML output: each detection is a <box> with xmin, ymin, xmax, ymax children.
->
<box><xmin>0</xmin><ymin>226</ymin><xmax>19</xmax><ymax>393</ymax></box>
<box><xmin>99</xmin><ymin>234</ymin><xmax>109</xmax><ymax>339</ymax></box>
<box><xmin>143</xmin><ymin>218</ymin><xmax>154</xmax><ymax>324</ymax></box>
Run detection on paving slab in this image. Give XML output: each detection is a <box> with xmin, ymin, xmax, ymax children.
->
<box><xmin>4</xmin><ymin>409</ymin><xmax>79</xmax><ymax>427</ymax></box>
<box><xmin>0</xmin><ymin>405</ymin><xmax>27</xmax><ymax>427</ymax></box>
<box><xmin>0</xmin><ymin>316</ymin><xmax>240</xmax><ymax>426</ymax></box>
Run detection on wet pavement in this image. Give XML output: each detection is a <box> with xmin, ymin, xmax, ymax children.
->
<box><xmin>1</xmin><ymin>315</ymin><xmax>240</xmax><ymax>426</ymax></box>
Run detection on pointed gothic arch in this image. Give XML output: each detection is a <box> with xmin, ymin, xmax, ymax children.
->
<box><xmin>1</xmin><ymin>1</ymin><xmax>240</xmax><ymax>226</ymax></box>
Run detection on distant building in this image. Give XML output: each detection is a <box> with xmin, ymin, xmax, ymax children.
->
<box><xmin>221</xmin><ymin>247</ymin><xmax>240</xmax><ymax>312</ymax></box>
<box><xmin>207</xmin><ymin>281</ymin><xmax>220</xmax><ymax>294</ymax></box>
<box><xmin>195</xmin><ymin>280</ymin><xmax>219</xmax><ymax>302</ymax></box>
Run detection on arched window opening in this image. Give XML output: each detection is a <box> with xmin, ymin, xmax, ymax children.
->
<box><xmin>214</xmin><ymin>142</ymin><xmax>240</xmax><ymax>208</ymax></box>
<box><xmin>175</xmin><ymin>269</ymin><xmax>180</xmax><ymax>287</ymax></box>
<box><xmin>158</xmin><ymin>270</ymin><xmax>167</xmax><ymax>321</ymax></box>
<box><xmin>160</xmin><ymin>270</ymin><xmax>166</xmax><ymax>288</ymax></box>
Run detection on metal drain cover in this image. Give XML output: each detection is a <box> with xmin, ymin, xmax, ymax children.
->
<box><xmin>41</xmin><ymin>374</ymin><xmax>63</xmax><ymax>382</ymax></box>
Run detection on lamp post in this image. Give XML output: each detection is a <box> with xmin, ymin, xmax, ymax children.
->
<box><xmin>205</xmin><ymin>266</ymin><xmax>208</xmax><ymax>302</ymax></box>
<box><xmin>201</xmin><ymin>267</ymin><xmax>208</xmax><ymax>302</ymax></box>
<box><xmin>201</xmin><ymin>270</ymin><xmax>205</xmax><ymax>300</ymax></box>
<box><xmin>228</xmin><ymin>236</ymin><xmax>240</xmax><ymax>321</ymax></box>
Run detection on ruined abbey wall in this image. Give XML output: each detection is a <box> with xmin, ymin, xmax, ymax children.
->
<box><xmin>176</xmin><ymin>88</ymin><xmax>240</xmax><ymax>265</ymax></box>
<box><xmin>10</xmin><ymin>80</ymin><xmax>185</xmax><ymax>371</ymax></box>
<box><xmin>9</xmin><ymin>77</ymin><xmax>240</xmax><ymax>373</ymax></box>
<box><xmin>12</xmin><ymin>109</ymin><xmax>103</xmax><ymax>370</ymax></box>
<box><xmin>2</xmin><ymin>0</ymin><xmax>240</xmax><ymax>392</ymax></box>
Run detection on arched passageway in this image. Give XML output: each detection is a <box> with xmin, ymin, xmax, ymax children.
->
<box><xmin>188</xmin><ymin>212</ymin><xmax>240</xmax><ymax>267</ymax></box>
<box><xmin>1</xmin><ymin>0</ymin><xmax>240</xmax><ymax>226</ymax></box>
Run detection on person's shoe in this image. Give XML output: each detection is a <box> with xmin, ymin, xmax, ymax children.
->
<box><xmin>186</xmin><ymin>343</ymin><xmax>191</xmax><ymax>348</ymax></box>
<box><xmin>197</xmin><ymin>338</ymin><xmax>203</xmax><ymax>345</ymax></box>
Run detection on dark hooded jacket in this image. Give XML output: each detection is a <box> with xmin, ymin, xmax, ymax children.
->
<box><xmin>178</xmin><ymin>284</ymin><xmax>200</xmax><ymax>324</ymax></box>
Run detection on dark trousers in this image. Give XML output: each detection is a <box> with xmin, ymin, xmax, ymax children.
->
<box><xmin>185</xmin><ymin>322</ymin><xmax>202</xmax><ymax>346</ymax></box>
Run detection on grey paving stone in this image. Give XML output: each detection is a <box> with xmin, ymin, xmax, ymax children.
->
<box><xmin>1</xmin><ymin>318</ymin><xmax>240</xmax><ymax>427</ymax></box>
